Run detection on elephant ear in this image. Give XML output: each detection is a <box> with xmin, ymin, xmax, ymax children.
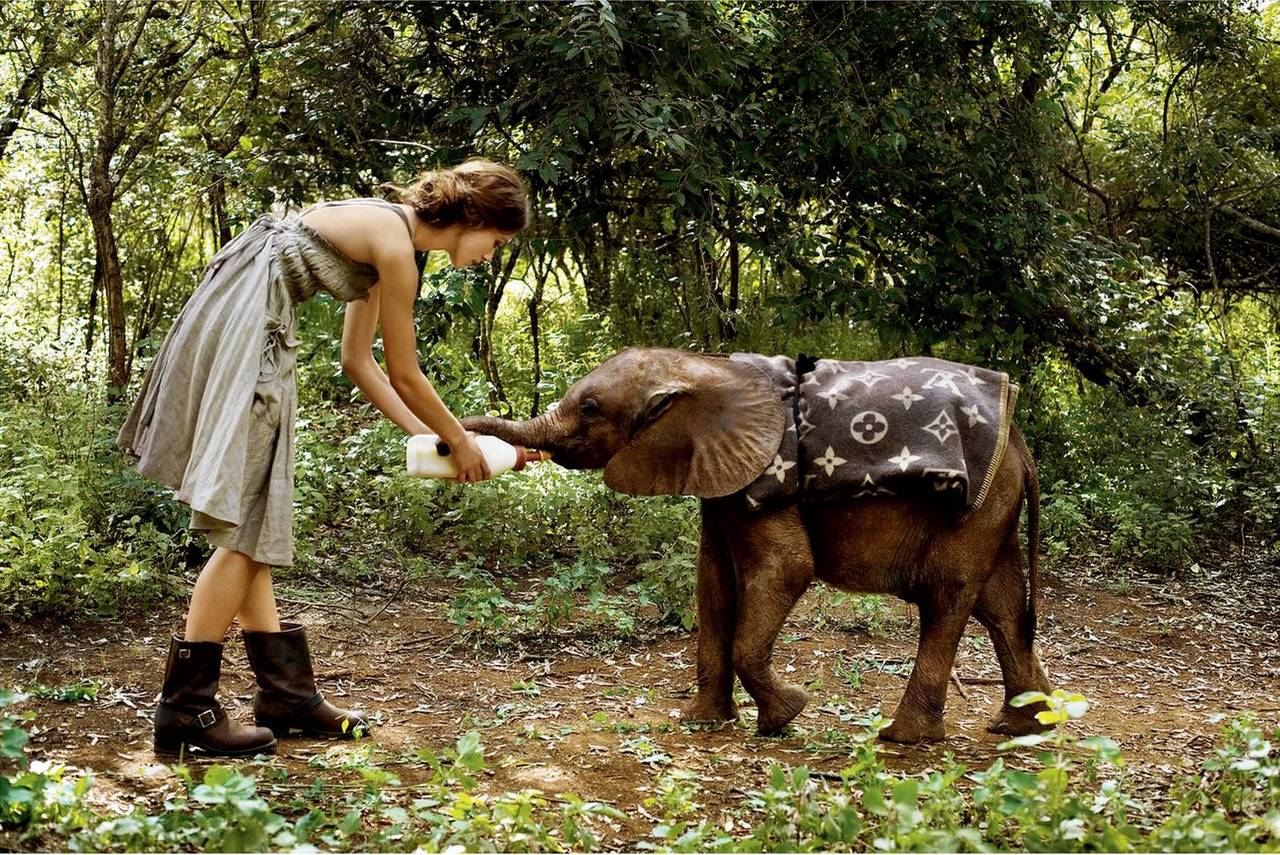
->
<box><xmin>604</xmin><ymin>355</ymin><xmax>785</xmax><ymax>498</ymax></box>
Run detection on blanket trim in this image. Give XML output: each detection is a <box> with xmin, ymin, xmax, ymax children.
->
<box><xmin>793</xmin><ymin>352</ymin><xmax>818</xmax><ymax>502</ymax></box>
<box><xmin>966</xmin><ymin>377</ymin><xmax>1018</xmax><ymax>516</ymax></box>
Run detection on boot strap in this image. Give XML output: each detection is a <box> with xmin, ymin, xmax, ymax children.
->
<box><xmin>158</xmin><ymin>701</ymin><xmax>223</xmax><ymax>729</ymax></box>
<box><xmin>295</xmin><ymin>691</ymin><xmax>325</xmax><ymax>714</ymax></box>
<box><xmin>258</xmin><ymin>690</ymin><xmax>325</xmax><ymax>715</ymax></box>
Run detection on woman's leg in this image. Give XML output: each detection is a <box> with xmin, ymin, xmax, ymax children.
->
<box><xmin>158</xmin><ymin>545</ymin><xmax>278</xmax><ymax>755</ymax></box>
<box><xmin>237</xmin><ymin>560</ymin><xmax>372</xmax><ymax>739</ymax></box>
<box><xmin>237</xmin><ymin>564</ymin><xmax>282</xmax><ymax>633</ymax></box>
<box><xmin>185</xmin><ymin>547</ymin><xmax>277</xmax><ymax>641</ymax></box>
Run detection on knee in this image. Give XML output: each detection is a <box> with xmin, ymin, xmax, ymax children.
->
<box><xmin>734</xmin><ymin>634</ymin><xmax>786</xmax><ymax>679</ymax></box>
<box><xmin>786</xmin><ymin>559</ymin><xmax>815</xmax><ymax>595</ymax></box>
<box><xmin>732</xmin><ymin>644</ymin><xmax>763</xmax><ymax>676</ymax></box>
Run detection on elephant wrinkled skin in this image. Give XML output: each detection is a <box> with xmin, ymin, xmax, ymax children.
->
<box><xmin>463</xmin><ymin>348</ymin><xmax>1052</xmax><ymax>744</ymax></box>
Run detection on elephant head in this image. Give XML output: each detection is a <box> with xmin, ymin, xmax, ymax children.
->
<box><xmin>462</xmin><ymin>348</ymin><xmax>787</xmax><ymax>498</ymax></box>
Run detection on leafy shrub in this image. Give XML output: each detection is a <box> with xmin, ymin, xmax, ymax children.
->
<box><xmin>5</xmin><ymin>682</ymin><xmax>1280</xmax><ymax>852</ymax></box>
<box><xmin>0</xmin><ymin>340</ymin><xmax>192</xmax><ymax>621</ymax></box>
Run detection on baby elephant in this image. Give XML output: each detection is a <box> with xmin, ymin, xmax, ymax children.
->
<box><xmin>463</xmin><ymin>348</ymin><xmax>1051</xmax><ymax>743</ymax></box>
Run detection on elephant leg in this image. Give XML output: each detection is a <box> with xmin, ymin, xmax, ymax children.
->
<box><xmin>681</xmin><ymin>507</ymin><xmax>739</xmax><ymax>723</ymax></box>
<box><xmin>974</xmin><ymin>544</ymin><xmax>1052</xmax><ymax>736</ymax></box>
<box><xmin>881</xmin><ymin>586</ymin><xmax>978</xmax><ymax>744</ymax></box>
<box><xmin>730</xmin><ymin>508</ymin><xmax>814</xmax><ymax>736</ymax></box>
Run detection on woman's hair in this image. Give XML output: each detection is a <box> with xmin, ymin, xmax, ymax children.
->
<box><xmin>386</xmin><ymin>159</ymin><xmax>530</xmax><ymax>233</ymax></box>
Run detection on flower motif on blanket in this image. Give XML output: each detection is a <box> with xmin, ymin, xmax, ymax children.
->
<box><xmin>730</xmin><ymin>353</ymin><xmax>1018</xmax><ymax>514</ymax></box>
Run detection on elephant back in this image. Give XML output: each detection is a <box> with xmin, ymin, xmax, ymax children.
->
<box><xmin>730</xmin><ymin>353</ymin><xmax>1017</xmax><ymax>514</ymax></box>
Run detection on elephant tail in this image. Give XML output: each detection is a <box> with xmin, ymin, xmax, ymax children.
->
<box><xmin>1020</xmin><ymin>428</ymin><xmax>1041</xmax><ymax>642</ymax></box>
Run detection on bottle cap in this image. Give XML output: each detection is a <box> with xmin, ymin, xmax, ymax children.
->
<box><xmin>513</xmin><ymin>447</ymin><xmax>547</xmax><ymax>471</ymax></box>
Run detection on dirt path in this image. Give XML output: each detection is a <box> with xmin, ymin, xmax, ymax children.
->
<box><xmin>3</xmin><ymin>560</ymin><xmax>1278</xmax><ymax>846</ymax></box>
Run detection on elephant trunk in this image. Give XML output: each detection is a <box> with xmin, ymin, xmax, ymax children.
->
<box><xmin>461</xmin><ymin>410</ymin><xmax>563</xmax><ymax>452</ymax></box>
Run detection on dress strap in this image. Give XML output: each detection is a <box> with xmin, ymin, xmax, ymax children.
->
<box><xmin>308</xmin><ymin>198</ymin><xmax>415</xmax><ymax>240</ymax></box>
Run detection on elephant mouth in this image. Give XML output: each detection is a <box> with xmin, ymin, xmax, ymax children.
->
<box><xmin>549</xmin><ymin>451</ymin><xmax>589</xmax><ymax>470</ymax></box>
<box><xmin>545</xmin><ymin>442</ymin><xmax>606</xmax><ymax>471</ymax></box>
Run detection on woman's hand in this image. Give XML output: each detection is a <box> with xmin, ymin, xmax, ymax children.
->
<box><xmin>451</xmin><ymin>433</ymin><xmax>492</xmax><ymax>483</ymax></box>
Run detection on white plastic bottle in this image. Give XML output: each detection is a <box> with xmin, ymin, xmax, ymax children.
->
<box><xmin>406</xmin><ymin>434</ymin><xmax>544</xmax><ymax>479</ymax></box>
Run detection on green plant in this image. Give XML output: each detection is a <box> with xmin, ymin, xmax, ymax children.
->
<box><xmin>26</xmin><ymin>680</ymin><xmax>99</xmax><ymax>702</ymax></box>
<box><xmin>645</xmin><ymin>769</ymin><xmax>703</xmax><ymax>819</ymax></box>
<box><xmin>813</xmin><ymin>590</ymin><xmax>897</xmax><ymax>637</ymax></box>
<box><xmin>1</xmin><ymin>689</ymin><xmax>37</xmax><ymax>826</ymax></box>
<box><xmin>407</xmin><ymin>731</ymin><xmax>625</xmax><ymax>851</ymax></box>
<box><xmin>447</xmin><ymin>567</ymin><xmax>517</xmax><ymax>636</ymax></box>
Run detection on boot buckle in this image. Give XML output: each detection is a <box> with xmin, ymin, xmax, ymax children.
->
<box><xmin>197</xmin><ymin>709</ymin><xmax>217</xmax><ymax>728</ymax></box>
<box><xmin>179</xmin><ymin>649</ymin><xmax>191</xmax><ymax>659</ymax></box>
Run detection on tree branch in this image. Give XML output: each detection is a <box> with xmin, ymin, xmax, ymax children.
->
<box><xmin>110</xmin><ymin>0</ymin><xmax>160</xmax><ymax>90</ymax></box>
<box><xmin>1217</xmin><ymin>205</ymin><xmax>1280</xmax><ymax>242</ymax></box>
<box><xmin>112</xmin><ymin>49</ymin><xmax>216</xmax><ymax>189</ymax></box>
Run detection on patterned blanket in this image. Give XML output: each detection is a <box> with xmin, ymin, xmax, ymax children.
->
<box><xmin>730</xmin><ymin>353</ymin><xmax>1018</xmax><ymax>514</ymax></box>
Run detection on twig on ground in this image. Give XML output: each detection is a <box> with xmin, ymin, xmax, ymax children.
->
<box><xmin>361</xmin><ymin>562</ymin><xmax>415</xmax><ymax>624</ymax></box>
<box><xmin>274</xmin><ymin>594</ymin><xmax>366</xmax><ymax>621</ymax></box>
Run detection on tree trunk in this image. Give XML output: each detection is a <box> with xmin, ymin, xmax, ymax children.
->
<box><xmin>209</xmin><ymin>178</ymin><xmax>231</xmax><ymax>248</ymax></box>
<box><xmin>475</xmin><ymin>241</ymin><xmax>524</xmax><ymax>408</ymax></box>
<box><xmin>528</xmin><ymin>293</ymin><xmax>542</xmax><ymax>417</ymax></box>
<box><xmin>89</xmin><ymin>198</ymin><xmax>128</xmax><ymax>394</ymax></box>
<box><xmin>727</xmin><ymin>205</ymin><xmax>740</xmax><ymax>316</ymax></box>
<box><xmin>91</xmin><ymin>0</ymin><xmax>127</xmax><ymax>396</ymax></box>
<box><xmin>202</xmin><ymin>2</ymin><xmax>262</xmax><ymax>250</ymax></box>
<box><xmin>57</xmin><ymin>164</ymin><xmax>66</xmax><ymax>337</ymax></box>
<box><xmin>527</xmin><ymin>241</ymin><xmax>553</xmax><ymax>417</ymax></box>
<box><xmin>0</xmin><ymin>20</ymin><xmax>60</xmax><ymax>161</ymax></box>
<box><xmin>78</xmin><ymin>0</ymin><xmax>220</xmax><ymax>393</ymax></box>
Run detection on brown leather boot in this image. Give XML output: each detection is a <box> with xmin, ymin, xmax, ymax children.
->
<box><xmin>153</xmin><ymin>637</ymin><xmax>278</xmax><ymax>757</ymax></box>
<box><xmin>243</xmin><ymin>622</ymin><xmax>372</xmax><ymax>739</ymax></box>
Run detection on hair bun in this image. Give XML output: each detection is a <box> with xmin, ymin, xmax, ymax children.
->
<box><xmin>397</xmin><ymin>159</ymin><xmax>530</xmax><ymax>233</ymax></box>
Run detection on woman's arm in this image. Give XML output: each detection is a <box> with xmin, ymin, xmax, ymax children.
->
<box><xmin>349</xmin><ymin>239</ymin><xmax>491</xmax><ymax>482</ymax></box>
<box><xmin>365</xmin><ymin>251</ymin><xmax>470</xmax><ymax>446</ymax></box>
<box><xmin>339</xmin><ymin>283</ymin><xmax>431</xmax><ymax>437</ymax></box>
<box><xmin>345</xmin><ymin>240</ymin><xmax>488</xmax><ymax>481</ymax></box>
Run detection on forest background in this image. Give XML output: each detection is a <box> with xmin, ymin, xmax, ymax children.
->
<box><xmin>2</xmin><ymin>1</ymin><xmax>1277</xmax><ymax>616</ymax></box>
<box><xmin>1</xmin><ymin>2</ymin><xmax>1279</xmax><ymax>849</ymax></box>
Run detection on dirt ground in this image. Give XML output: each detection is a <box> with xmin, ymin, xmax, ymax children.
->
<box><xmin>2</xmin><ymin>551</ymin><xmax>1278</xmax><ymax>848</ymax></box>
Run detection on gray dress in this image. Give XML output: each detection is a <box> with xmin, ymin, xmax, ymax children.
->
<box><xmin>118</xmin><ymin>200</ymin><xmax>415</xmax><ymax>567</ymax></box>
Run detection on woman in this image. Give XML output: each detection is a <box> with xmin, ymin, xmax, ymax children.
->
<box><xmin>118</xmin><ymin>159</ymin><xmax>530</xmax><ymax>757</ymax></box>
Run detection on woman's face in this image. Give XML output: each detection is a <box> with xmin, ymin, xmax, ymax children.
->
<box><xmin>450</xmin><ymin>226</ymin><xmax>518</xmax><ymax>268</ymax></box>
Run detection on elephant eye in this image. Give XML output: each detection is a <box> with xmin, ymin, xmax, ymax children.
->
<box><xmin>580</xmin><ymin>398</ymin><xmax>601</xmax><ymax>418</ymax></box>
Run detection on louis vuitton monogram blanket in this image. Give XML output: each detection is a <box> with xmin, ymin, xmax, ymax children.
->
<box><xmin>731</xmin><ymin>353</ymin><xmax>1018</xmax><ymax>514</ymax></box>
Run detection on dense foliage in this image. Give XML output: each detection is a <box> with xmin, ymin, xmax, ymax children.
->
<box><xmin>1</xmin><ymin>4</ymin><xmax>1278</xmax><ymax>849</ymax></box>
<box><xmin>4</xmin><ymin>687</ymin><xmax>1280</xmax><ymax>850</ymax></box>
<box><xmin>1</xmin><ymin>0</ymin><xmax>1276</xmax><ymax>620</ymax></box>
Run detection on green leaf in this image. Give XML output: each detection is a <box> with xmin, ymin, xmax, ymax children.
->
<box><xmin>1010</xmin><ymin>691</ymin><xmax>1050</xmax><ymax>708</ymax></box>
<box><xmin>863</xmin><ymin>786</ymin><xmax>889</xmax><ymax>816</ymax></box>
<box><xmin>892</xmin><ymin>778</ymin><xmax>918</xmax><ymax>809</ymax></box>
<box><xmin>203</xmin><ymin>765</ymin><xmax>232</xmax><ymax>787</ymax></box>
<box><xmin>1063</xmin><ymin>699</ymin><xmax>1090</xmax><ymax>719</ymax></box>
<box><xmin>999</xmin><ymin>733</ymin><xmax>1048</xmax><ymax>749</ymax></box>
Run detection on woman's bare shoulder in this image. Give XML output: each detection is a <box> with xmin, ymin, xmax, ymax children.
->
<box><xmin>298</xmin><ymin>201</ymin><xmax>414</xmax><ymax>265</ymax></box>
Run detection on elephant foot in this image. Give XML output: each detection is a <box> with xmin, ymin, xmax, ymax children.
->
<box><xmin>987</xmin><ymin>702</ymin><xmax>1052</xmax><ymax>737</ymax></box>
<box><xmin>755</xmin><ymin>684</ymin><xmax>809</xmax><ymax>736</ymax></box>
<box><xmin>680</xmin><ymin>693</ymin><xmax>738</xmax><ymax>724</ymax></box>
<box><xmin>880</xmin><ymin>712</ymin><xmax>946</xmax><ymax>744</ymax></box>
